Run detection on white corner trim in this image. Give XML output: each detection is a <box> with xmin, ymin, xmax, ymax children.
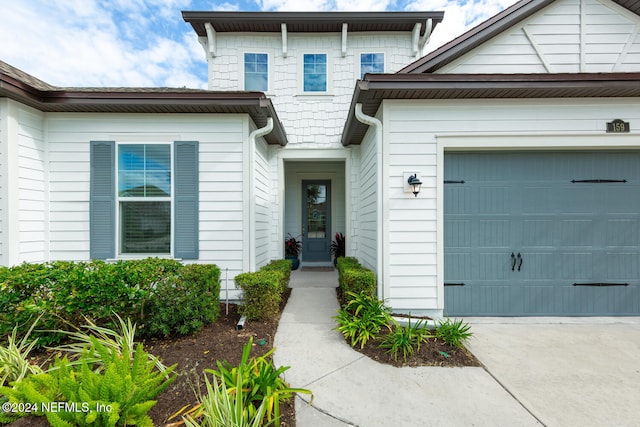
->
<box><xmin>281</xmin><ymin>23</ymin><xmax>288</xmax><ymax>58</ymax></box>
<box><xmin>354</xmin><ymin>103</ymin><xmax>385</xmax><ymax>300</ymax></box>
<box><xmin>248</xmin><ymin>118</ymin><xmax>274</xmax><ymax>272</ymax></box>
<box><xmin>204</xmin><ymin>22</ymin><xmax>216</xmax><ymax>58</ymax></box>
<box><xmin>342</xmin><ymin>23</ymin><xmax>348</xmax><ymax>57</ymax></box>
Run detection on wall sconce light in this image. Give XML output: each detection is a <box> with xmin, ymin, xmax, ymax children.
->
<box><xmin>407</xmin><ymin>173</ymin><xmax>422</xmax><ymax>197</ymax></box>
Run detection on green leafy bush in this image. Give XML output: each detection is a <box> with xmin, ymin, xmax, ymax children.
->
<box><xmin>0</xmin><ymin>259</ymin><xmax>221</xmax><ymax>345</ymax></box>
<box><xmin>1</xmin><ymin>335</ymin><xmax>176</xmax><ymax>427</ymax></box>
<box><xmin>260</xmin><ymin>259</ymin><xmax>291</xmax><ymax>293</ymax></box>
<box><xmin>379</xmin><ymin>318</ymin><xmax>433</xmax><ymax>362</ymax></box>
<box><xmin>435</xmin><ymin>318</ymin><xmax>473</xmax><ymax>348</ymax></box>
<box><xmin>335</xmin><ymin>291</ymin><xmax>391</xmax><ymax>349</ymax></box>
<box><xmin>142</xmin><ymin>264</ymin><xmax>221</xmax><ymax>337</ymax></box>
<box><xmin>207</xmin><ymin>338</ymin><xmax>312</xmax><ymax>426</ymax></box>
<box><xmin>336</xmin><ymin>257</ymin><xmax>376</xmax><ymax>303</ymax></box>
<box><xmin>235</xmin><ymin>270</ymin><xmax>282</xmax><ymax>321</ymax></box>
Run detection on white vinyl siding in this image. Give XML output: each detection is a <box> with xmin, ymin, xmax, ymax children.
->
<box><xmin>356</xmin><ymin>125</ymin><xmax>378</xmax><ymax>273</ymax></box>
<box><xmin>46</xmin><ymin>114</ymin><xmax>248</xmax><ymax>274</ymax></box>
<box><xmin>383</xmin><ymin>97</ymin><xmax>640</xmax><ymax>314</ymax></box>
<box><xmin>440</xmin><ymin>0</ymin><xmax>640</xmax><ymax>74</ymax></box>
<box><xmin>17</xmin><ymin>107</ymin><xmax>46</xmax><ymax>263</ymax></box>
<box><xmin>254</xmin><ymin>136</ymin><xmax>271</xmax><ymax>269</ymax></box>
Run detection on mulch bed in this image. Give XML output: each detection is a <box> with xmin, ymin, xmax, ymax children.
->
<box><xmin>353</xmin><ymin>330</ymin><xmax>481</xmax><ymax>368</ymax></box>
<box><xmin>9</xmin><ymin>290</ymin><xmax>294</xmax><ymax>427</ymax></box>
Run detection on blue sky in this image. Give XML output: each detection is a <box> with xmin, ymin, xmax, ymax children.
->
<box><xmin>0</xmin><ymin>0</ymin><xmax>519</xmax><ymax>89</ymax></box>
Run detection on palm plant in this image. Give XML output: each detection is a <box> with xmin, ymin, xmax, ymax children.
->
<box><xmin>330</xmin><ymin>232</ymin><xmax>345</xmax><ymax>261</ymax></box>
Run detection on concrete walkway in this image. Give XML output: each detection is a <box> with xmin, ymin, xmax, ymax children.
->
<box><xmin>273</xmin><ymin>270</ymin><xmax>540</xmax><ymax>427</ymax></box>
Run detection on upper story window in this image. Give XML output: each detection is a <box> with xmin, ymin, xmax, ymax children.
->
<box><xmin>303</xmin><ymin>53</ymin><xmax>327</xmax><ymax>92</ymax></box>
<box><xmin>244</xmin><ymin>53</ymin><xmax>269</xmax><ymax>91</ymax></box>
<box><xmin>118</xmin><ymin>144</ymin><xmax>172</xmax><ymax>254</ymax></box>
<box><xmin>360</xmin><ymin>53</ymin><xmax>384</xmax><ymax>79</ymax></box>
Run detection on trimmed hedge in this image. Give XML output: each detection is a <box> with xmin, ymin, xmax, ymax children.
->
<box><xmin>336</xmin><ymin>257</ymin><xmax>376</xmax><ymax>304</ymax></box>
<box><xmin>0</xmin><ymin>258</ymin><xmax>221</xmax><ymax>346</ymax></box>
<box><xmin>235</xmin><ymin>259</ymin><xmax>292</xmax><ymax>321</ymax></box>
<box><xmin>261</xmin><ymin>259</ymin><xmax>292</xmax><ymax>294</ymax></box>
<box><xmin>142</xmin><ymin>264</ymin><xmax>221</xmax><ymax>337</ymax></box>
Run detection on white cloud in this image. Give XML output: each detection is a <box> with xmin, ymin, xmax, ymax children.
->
<box><xmin>0</xmin><ymin>0</ymin><xmax>207</xmax><ymax>88</ymax></box>
<box><xmin>0</xmin><ymin>0</ymin><xmax>519</xmax><ymax>89</ymax></box>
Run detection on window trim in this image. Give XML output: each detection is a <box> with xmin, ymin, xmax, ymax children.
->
<box><xmin>115</xmin><ymin>142</ymin><xmax>175</xmax><ymax>258</ymax></box>
<box><xmin>241</xmin><ymin>51</ymin><xmax>272</xmax><ymax>93</ymax></box>
<box><xmin>299</xmin><ymin>52</ymin><xmax>331</xmax><ymax>95</ymax></box>
<box><xmin>358</xmin><ymin>51</ymin><xmax>386</xmax><ymax>79</ymax></box>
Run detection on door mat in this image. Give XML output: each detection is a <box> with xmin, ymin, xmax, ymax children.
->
<box><xmin>300</xmin><ymin>266</ymin><xmax>334</xmax><ymax>272</ymax></box>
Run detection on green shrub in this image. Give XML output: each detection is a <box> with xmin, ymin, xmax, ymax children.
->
<box><xmin>435</xmin><ymin>318</ymin><xmax>473</xmax><ymax>348</ymax></box>
<box><xmin>142</xmin><ymin>264</ymin><xmax>221</xmax><ymax>337</ymax></box>
<box><xmin>207</xmin><ymin>338</ymin><xmax>312</xmax><ymax>426</ymax></box>
<box><xmin>1</xmin><ymin>335</ymin><xmax>176</xmax><ymax>426</ymax></box>
<box><xmin>0</xmin><ymin>259</ymin><xmax>222</xmax><ymax>346</ymax></box>
<box><xmin>340</xmin><ymin>269</ymin><xmax>376</xmax><ymax>299</ymax></box>
<box><xmin>335</xmin><ymin>291</ymin><xmax>391</xmax><ymax>349</ymax></box>
<box><xmin>235</xmin><ymin>270</ymin><xmax>282</xmax><ymax>321</ymax></box>
<box><xmin>261</xmin><ymin>260</ymin><xmax>291</xmax><ymax>293</ymax></box>
<box><xmin>336</xmin><ymin>257</ymin><xmax>376</xmax><ymax>304</ymax></box>
<box><xmin>379</xmin><ymin>318</ymin><xmax>433</xmax><ymax>362</ymax></box>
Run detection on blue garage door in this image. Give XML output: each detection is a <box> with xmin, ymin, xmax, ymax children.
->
<box><xmin>444</xmin><ymin>151</ymin><xmax>640</xmax><ymax>316</ymax></box>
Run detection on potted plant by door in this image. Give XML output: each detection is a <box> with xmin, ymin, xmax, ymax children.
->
<box><xmin>330</xmin><ymin>232</ymin><xmax>345</xmax><ymax>266</ymax></box>
<box><xmin>285</xmin><ymin>233</ymin><xmax>302</xmax><ymax>270</ymax></box>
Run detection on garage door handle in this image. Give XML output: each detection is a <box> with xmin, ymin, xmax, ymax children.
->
<box><xmin>517</xmin><ymin>252</ymin><xmax>523</xmax><ymax>271</ymax></box>
<box><xmin>511</xmin><ymin>252</ymin><xmax>516</xmax><ymax>271</ymax></box>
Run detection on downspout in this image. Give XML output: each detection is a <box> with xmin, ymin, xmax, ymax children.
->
<box><xmin>354</xmin><ymin>104</ymin><xmax>384</xmax><ymax>299</ymax></box>
<box><xmin>248</xmin><ymin>117</ymin><xmax>274</xmax><ymax>272</ymax></box>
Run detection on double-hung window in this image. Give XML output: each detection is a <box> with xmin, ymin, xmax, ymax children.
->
<box><xmin>303</xmin><ymin>53</ymin><xmax>327</xmax><ymax>92</ymax></box>
<box><xmin>244</xmin><ymin>53</ymin><xmax>269</xmax><ymax>91</ymax></box>
<box><xmin>360</xmin><ymin>53</ymin><xmax>384</xmax><ymax>79</ymax></box>
<box><xmin>117</xmin><ymin>144</ymin><xmax>172</xmax><ymax>255</ymax></box>
<box><xmin>90</xmin><ymin>140</ymin><xmax>198</xmax><ymax>260</ymax></box>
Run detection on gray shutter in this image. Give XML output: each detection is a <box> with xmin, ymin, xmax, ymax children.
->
<box><xmin>174</xmin><ymin>141</ymin><xmax>199</xmax><ymax>259</ymax></box>
<box><xmin>90</xmin><ymin>141</ymin><xmax>116</xmax><ymax>260</ymax></box>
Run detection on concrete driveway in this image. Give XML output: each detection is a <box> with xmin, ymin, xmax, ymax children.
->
<box><xmin>466</xmin><ymin>318</ymin><xmax>640</xmax><ymax>427</ymax></box>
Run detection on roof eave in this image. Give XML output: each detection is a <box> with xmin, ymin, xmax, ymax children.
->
<box><xmin>0</xmin><ymin>72</ymin><xmax>288</xmax><ymax>146</ymax></box>
<box><xmin>342</xmin><ymin>73</ymin><xmax>640</xmax><ymax>146</ymax></box>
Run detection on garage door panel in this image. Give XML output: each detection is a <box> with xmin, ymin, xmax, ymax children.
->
<box><xmin>522</xmin><ymin>187</ymin><xmax>555</xmax><ymax>213</ymax></box>
<box><xmin>605</xmin><ymin>219</ymin><xmax>639</xmax><ymax>246</ymax></box>
<box><xmin>520</xmin><ymin>252</ymin><xmax>555</xmax><ymax>280</ymax></box>
<box><xmin>444</xmin><ymin>187</ymin><xmax>471</xmax><ymax>213</ymax></box>
<box><xmin>560</xmin><ymin>219</ymin><xmax>595</xmax><ymax>247</ymax></box>
<box><xmin>561</xmin><ymin>187</ymin><xmax>600</xmax><ymax>213</ymax></box>
<box><xmin>444</xmin><ymin>253</ymin><xmax>470</xmax><ymax>280</ymax></box>
<box><xmin>478</xmin><ymin>253</ymin><xmax>511</xmax><ymax>280</ymax></box>
<box><xmin>606</xmin><ymin>252</ymin><xmax>639</xmax><ymax>280</ymax></box>
<box><xmin>521</xmin><ymin>219</ymin><xmax>555</xmax><ymax>246</ymax></box>
<box><xmin>605</xmin><ymin>187</ymin><xmax>640</xmax><ymax>213</ymax></box>
<box><xmin>444</xmin><ymin>151</ymin><xmax>640</xmax><ymax>316</ymax></box>
<box><xmin>523</xmin><ymin>286</ymin><xmax>561</xmax><ymax>314</ymax></box>
<box><xmin>477</xmin><ymin>187</ymin><xmax>509</xmax><ymax>213</ymax></box>
<box><xmin>444</xmin><ymin>219</ymin><xmax>471</xmax><ymax>247</ymax></box>
<box><xmin>478</xmin><ymin>219</ymin><xmax>510</xmax><ymax>247</ymax></box>
<box><xmin>560</xmin><ymin>252</ymin><xmax>595</xmax><ymax>280</ymax></box>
